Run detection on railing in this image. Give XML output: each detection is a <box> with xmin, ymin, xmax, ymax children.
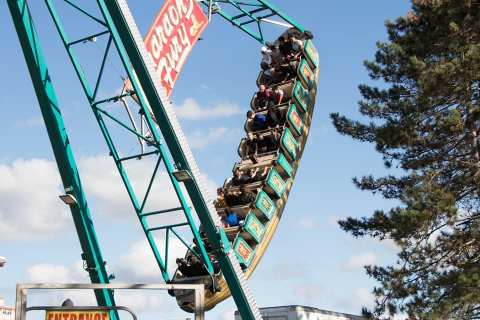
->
<box><xmin>15</xmin><ymin>283</ymin><xmax>205</xmax><ymax>320</ymax></box>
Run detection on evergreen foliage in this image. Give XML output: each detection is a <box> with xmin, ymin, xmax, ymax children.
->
<box><xmin>330</xmin><ymin>1</ymin><xmax>480</xmax><ymax>318</ymax></box>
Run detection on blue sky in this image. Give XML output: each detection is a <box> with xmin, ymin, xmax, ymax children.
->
<box><xmin>0</xmin><ymin>1</ymin><xmax>411</xmax><ymax>319</ymax></box>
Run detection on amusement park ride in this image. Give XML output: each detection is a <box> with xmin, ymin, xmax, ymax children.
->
<box><xmin>6</xmin><ymin>1</ymin><xmax>319</xmax><ymax>320</ymax></box>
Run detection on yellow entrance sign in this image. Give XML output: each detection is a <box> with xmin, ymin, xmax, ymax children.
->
<box><xmin>46</xmin><ymin>311</ymin><xmax>109</xmax><ymax>320</ymax></box>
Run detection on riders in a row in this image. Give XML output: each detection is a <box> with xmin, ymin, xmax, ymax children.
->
<box><xmin>176</xmin><ymin>28</ymin><xmax>313</xmax><ymax>278</ymax></box>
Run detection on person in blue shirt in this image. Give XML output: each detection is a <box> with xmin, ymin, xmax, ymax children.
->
<box><xmin>225</xmin><ymin>212</ymin><xmax>240</xmax><ymax>227</ymax></box>
<box><xmin>247</xmin><ymin>110</ymin><xmax>267</xmax><ymax>132</ymax></box>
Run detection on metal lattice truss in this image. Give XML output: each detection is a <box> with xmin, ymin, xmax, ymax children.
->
<box><xmin>8</xmin><ymin>0</ymin><xmax>309</xmax><ymax>319</ymax></box>
<box><xmin>199</xmin><ymin>0</ymin><xmax>304</xmax><ymax>44</ymax></box>
<box><xmin>22</xmin><ymin>0</ymin><xmax>215</xmax><ymax>283</ymax></box>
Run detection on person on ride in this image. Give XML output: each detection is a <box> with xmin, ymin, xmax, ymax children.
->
<box><xmin>219</xmin><ymin>211</ymin><xmax>230</xmax><ymax>228</ymax></box>
<box><xmin>253</xmin><ymin>166</ymin><xmax>269</xmax><ymax>182</ymax></box>
<box><xmin>214</xmin><ymin>188</ymin><xmax>226</xmax><ymax>209</ymax></box>
<box><xmin>278</xmin><ymin>55</ymin><xmax>299</xmax><ymax>81</ymax></box>
<box><xmin>187</xmin><ymin>254</ymin><xmax>209</xmax><ymax>276</ymax></box>
<box><xmin>247</xmin><ymin>167</ymin><xmax>258</xmax><ymax>182</ymax></box>
<box><xmin>260</xmin><ymin>62</ymin><xmax>273</xmax><ymax>85</ymax></box>
<box><xmin>261</xmin><ymin>46</ymin><xmax>273</xmax><ymax>66</ymax></box>
<box><xmin>266</xmin><ymin>107</ymin><xmax>284</xmax><ymax>128</ymax></box>
<box><xmin>198</xmin><ymin>230</ymin><xmax>213</xmax><ymax>251</ymax></box>
<box><xmin>269</xmin><ymin>87</ymin><xmax>284</xmax><ymax>107</ymax></box>
<box><xmin>248</xmin><ymin>166</ymin><xmax>270</xmax><ymax>183</ymax></box>
<box><xmin>256</xmin><ymin>135</ymin><xmax>267</xmax><ymax>155</ymax></box>
<box><xmin>246</xmin><ymin>167</ymin><xmax>268</xmax><ymax>183</ymax></box>
<box><xmin>243</xmin><ymin>167</ymin><xmax>265</xmax><ymax>184</ymax></box>
<box><xmin>231</xmin><ymin>167</ymin><xmax>251</xmax><ymax>186</ymax></box>
<box><xmin>254</xmin><ymin>84</ymin><xmax>271</xmax><ymax>110</ymax></box>
<box><xmin>224</xmin><ymin>189</ymin><xmax>243</xmax><ymax>207</ymax></box>
<box><xmin>291</xmin><ymin>36</ymin><xmax>304</xmax><ymax>54</ymax></box>
<box><xmin>279</xmin><ymin>35</ymin><xmax>294</xmax><ymax>57</ymax></box>
<box><xmin>246</xmin><ymin>110</ymin><xmax>267</xmax><ymax>132</ymax></box>
<box><xmin>266</xmin><ymin>41</ymin><xmax>283</xmax><ymax>65</ymax></box>
<box><xmin>261</xmin><ymin>63</ymin><xmax>283</xmax><ymax>86</ymax></box>
<box><xmin>258</xmin><ymin>129</ymin><xmax>281</xmax><ymax>154</ymax></box>
<box><xmin>176</xmin><ymin>258</ymin><xmax>193</xmax><ymax>277</ymax></box>
<box><xmin>244</xmin><ymin>132</ymin><xmax>259</xmax><ymax>163</ymax></box>
<box><xmin>239</xmin><ymin>187</ymin><xmax>257</xmax><ymax>205</ymax></box>
<box><xmin>225</xmin><ymin>211</ymin><xmax>240</xmax><ymax>227</ymax></box>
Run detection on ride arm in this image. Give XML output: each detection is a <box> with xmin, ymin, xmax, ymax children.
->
<box><xmin>7</xmin><ymin>0</ymin><xmax>116</xmax><ymax>312</ymax></box>
<box><xmin>199</xmin><ymin>0</ymin><xmax>305</xmax><ymax>44</ymax></box>
<box><xmin>98</xmin><ymin>1</ymin><xmax>262</xmax><ymax>319</ymax></box>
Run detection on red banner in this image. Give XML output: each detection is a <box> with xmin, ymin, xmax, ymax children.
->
<box><xmin>144</xmin><ymin>0</ymin><xmax>208</xmax><ymax>97</ymax></box>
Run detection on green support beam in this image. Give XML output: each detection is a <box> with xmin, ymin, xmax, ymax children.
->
<box><xmin>9</xmin><ymin>1</ymin><xmax>308</xmax><ymax>319</ymax></box>
<box><xmin>6</xmin><ymin>0</ymin><xmax>116</xmax><ymax>312</ymax></box>
<box><xmin>98</xmin><ymin>1</ymin><xmax>261</xmax><ymax>319</ymax></box>
<box><xmin>42</xmin><ymin>0</ymin><xmax>214</xmax><ymax>281</ymax></box>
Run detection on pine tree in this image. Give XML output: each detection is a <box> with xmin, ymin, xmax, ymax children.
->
<box><xmin>330</xmin><ymin>1</ymin><xmax>480</xmax><ymax>319</ymax></box>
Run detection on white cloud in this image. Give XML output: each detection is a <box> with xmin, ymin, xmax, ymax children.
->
<box><xmin>15</xmin><ymin>116</ymin><xmax>44</xmax><ymax>128</ymax></box>
<box><xmin>27</xmin><ymin>261</ymin><xmax>87</xmax><ymax>283</ymax></box>
<box><xmin>27</xmin><ymin>264</ymin><xmax>76</xmax><ymax>283</ymax></box>
<box><xmin>25</xmin><ymin>261</ymin><xmax>173</xmax><ymax>312</ymax></box>
<box><xmin>293</xmin><ymin>283</ymin><xmax>322</xmax><ymax>303</ymax></box>
<box><xmin>219</xmin><ymin>308</ymin><xmax>236</xmax><ymax>320</ymax></box>
<box><xmin>115</xmin><ymin>237</ymin><xmax>187</xmax><ymax>282</ymax></box>
<box><xmin>24</xmin><ymin>236</ymin><xmax>192</xmax><ymax>312</ymax></box>
<box><xmin>116</xmin><ymin>238</ymin><xmax>160</xmax><ymax>280</ymax></box>
<box><xmin>187</xmin><ymin>127</ymin><xmax>238</xmax><ymax>149</ymax></box>
<box><xmin>0</xmin><ymin>159</ymin><xmax>69</xmax><ymax>241</ymax></box>
<box><xmin>200</xmin><ymin>172</ymin><xmax>219</xmax><ymax>201</ymax></box>
<box><xmin>328</xmin><ymin>215</ymin><xmax>340</xmax><ymax>227</ymax></box>
<box><xmin>78</xmin><ymin>155</ymin><xmax>179</xmax><ymax>218</ymax></box>
<box><xmin>296</xmin><ymin>216</ymin><xmax>321</xmax><ymax>230</ymax></box>
<box><xmin>79</xmin><ymin>155</ymin><xmax>219</xmax><ymax>219</ymax></box>
<box><xmin>344</xmin><ymin>252</ymin><xmax>377</xmax><ymax>271</ymax></box>
<box><xmin>114</xmin><ymin>291</ymin><xmax>171</xmax><ymax>313</ymax></box>
<box><xmin>268</xmin><ymin>262</ymin><xmax>306</xmax><ymax>279</ymax></box>
<box><xmin>380</xmin><ymin>238</ymin><xmax>400</xmax><ymax>251</ymax></box>
<box><xmin>355</xmin><ymin>287</ymin><xmax>374</xmax><ymax>307</ymax></box>
<box><xmin>334</xmin><ymin>287</ymin><xmax>375</xmax><ymax>314</ymax></box>
<box><xmin>174</xmin><ymin>98</ymin><xmax>242</xmax><ymax>120</ymax></box>
<box><xmin>0</xmin><ymin>155</ymin><xmax>219</xmax><ymax>241</ymax></box>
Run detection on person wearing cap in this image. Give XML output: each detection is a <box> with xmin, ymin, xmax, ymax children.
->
<box><xmin>261</xmin><ymin>46</ymin><xmax>273</xmax><ymax>66</ymax></box>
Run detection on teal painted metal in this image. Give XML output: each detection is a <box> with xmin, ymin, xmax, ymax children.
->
<box><xmin>99</xmin><ymin>1</ymin><xmax>260</xmax><ymax>319</ymax></box>
<box><xmin>43</xmin><ymin>0</ymin><xmax>214</xmax><ymax>280</ymax></box>
<box><xmin>6</xmin><ymin>0</ymin><xmax>116</xmax><ymax>312</ymax></box>
<box><xmin>199</xmin><ymin>0</ymin><xmax>305</xmax><ymax>44</ymax></box>
<box><xmin>10</xmin><ymin>1</ymin><xmax>307</xmax><ymax>319</ymax></box>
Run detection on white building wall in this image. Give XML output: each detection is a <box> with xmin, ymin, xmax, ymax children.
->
<box><xmin>235</xmin><ymin>306</ymin><xmax>364</xmax><ymax>320</ymax></box>
<box><xmin>0</xmin><ymin>298</ymin><xmax>15</xmax><ymax>320</ymax></box>
<box><xmin>297</xmin><ymin>310</ymin><xmax>357</xmax><ymax>320</ymax></box>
